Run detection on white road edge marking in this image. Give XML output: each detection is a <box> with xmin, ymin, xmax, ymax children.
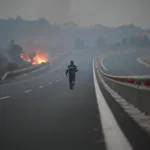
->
<box><xmin>136</xmin><ymin>57</ymin><xmax>150</xmax><ymax>68</ymax></box>
<box><xmin>93</xmin><ymin>58</ymin><xmax>133</xmax><ymax>150</ymax></box>
<box><xmin>101</xmin><ymin>57</ymin><xmax>108</xmax><ymax>71</ymax></box>
<box><xmin>39</xmin><ymin>86</ymin><xmax>44</xmax><ymax>88</ymax></box>
<box><xmin>0</xmin><ymin>96</ymin><xmax>10</xmax><ymax>100</ymax></box>
<box><xmin>24</xmin><ymin>90</ymin><xmax>32</xmax><ymax>93</ymax></box>
<box><xmin>100</xmin><ymin>50</ymin><xmax>136</xmax><ymax>72</ymax></box>
<box><xmin>48</xmin><ymin>63</ymin><xmax>65</xmax><ymax>73</ymax></box>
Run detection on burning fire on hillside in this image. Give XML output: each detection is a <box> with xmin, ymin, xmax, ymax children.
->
<box><xmin>20</xmin><ymin>51</ymin><xmax>49</xmax><ymax>65</ymax></box>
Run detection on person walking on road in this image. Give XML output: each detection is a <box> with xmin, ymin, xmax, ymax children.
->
<box><xmin>66</xmin><ymin>60</ymin><xmax>78</xmax><ymax>89</ymax></box>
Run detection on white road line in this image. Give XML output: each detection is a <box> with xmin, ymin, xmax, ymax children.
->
<box><xmin>136</xmin><ymin>57</ymin><xmax>150</xmax><ymax>68</ymax></box>
<box><xmin>0</xmin><ymin>62</ymin><xmax>66</xmax><ymax>88</ymax></box>
<box><xmin>39</xmin><ymin>86</ymin><xmax>44</xmax><ymax>88</ymax></box>
<box><xmin>100</xmin><ymin>51</ymin><xmax>134</xmax><ymax>72</ymax></box>
<box><xmin>49</xmin><ymin>82</ymin><xmax>52</xmax><ymax>84</ymax></box>
<box><xmin>101</xmin><ymin>57</ymin><xmax>108</xmax><ymax>71</ymax></box>
<box><xmin>0</xmin><ymin>96</ymin><xmax>10</xmax><ymax>100</ymax></box>
<box><xmin>0</xmin><ymin>50</ymin><xmax>94</xmax><ymax>88</ymax></box>
<box><xmin>93</xmin><ymin>58</ymin><xmax>133</xmax><ymax>150</ymax></box>
<box><xmin>24</xmin><ymin>90</ymin><xmax>32</xmax><ymax>93</ymax></box>
<box><xmin>48</xmin><ymin>63</ymin><xmax>65</xmax><ymax>73</ymax></box>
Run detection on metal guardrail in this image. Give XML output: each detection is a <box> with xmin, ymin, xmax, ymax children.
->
<box><xmin>96</xmin><ymin>56</ymin><xmax>150</xmax><ymax>115</ymax></box>
<box><xmin>97</xmin><ymin>56</ymin><xmax>150</xmax><ymax>88</ymax></box>
<box><xmin>1</xmin><ymin>50</ymin><xmax>70</xmax><ymax>81</ymax></box>
<box><xmin>1</xmin><ymin>49</ymin><xmax>101</xmax><ymax>81</ymax></box>
<box><xmin>1</xmin><ymin>62</ymin><xmax>49</xmax><ymax>80</ymax></box>
<box><xmin>1</xmin><ymin>50</ymin><xmax>71</xmax><ymax>81</ymax></box>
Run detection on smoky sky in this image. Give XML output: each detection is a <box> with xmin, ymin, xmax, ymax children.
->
<box><xmin>0</xmin><ymin>0</ymin><xmax>150</xmax><ymax>28</ymax></box>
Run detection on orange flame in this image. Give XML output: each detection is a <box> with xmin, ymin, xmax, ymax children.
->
<box><xmin>32</xmin><ymin>53</ymin><xmax>49</xmax><ymax>65</ymax></box>
<box><xmin>20</xmin><ymin>54</ymin><xmax>31</xmax><ymax>63</ymax></box>
<box><xmin>20</xmin><ymin>51</ymin><xmax>49</xmax><ymax>65</ymax></box>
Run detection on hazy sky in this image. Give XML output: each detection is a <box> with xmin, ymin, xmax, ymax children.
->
<box><xmin>0</xmin><ymin>0</ymin><xmax>150</xmax><ymax>28</ymax></box>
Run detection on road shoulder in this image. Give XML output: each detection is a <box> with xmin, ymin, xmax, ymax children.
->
<box><xmin>137</xmin><ymin>56</ymin><xmax>150</xmax><ymax>68</ymax></box>
<box><xmin>93</xmin><ymin>58</ymin><xmax>133</xmax><ymax>150</ymax></box>
<box><xmin>94</xmin><ymin>57</ymin><xmax>150</xmax><ymax>150</ymax></box>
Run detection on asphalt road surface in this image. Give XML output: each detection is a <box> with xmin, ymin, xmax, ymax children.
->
<box><xmin>102</xmin><ymin>50</ymin><xmax>150</xmax><ymax>76</ymax></box>
<box><xmin>1</xmin><ymin>49</ymin><xmax>150</xmax><ymax>150</ymax></box>
<box><xmin>0</xmin><ymin>50</ymin><xmax>106</xmax><ymax>150</ymax></box>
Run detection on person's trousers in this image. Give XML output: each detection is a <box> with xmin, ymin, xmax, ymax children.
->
<box><xmin>69</xmin><ymin>74</ymin><xmax>75</xmax><ymax>82</ymax></box>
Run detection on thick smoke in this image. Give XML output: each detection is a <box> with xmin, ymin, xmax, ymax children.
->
<box><xmin>0</xmin><ymin>0</ymin><xmax>71</xmax><ymax>23</ymax></box>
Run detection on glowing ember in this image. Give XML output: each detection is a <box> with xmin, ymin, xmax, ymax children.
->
<box><xmin>20</xmin><ymin>51</ymin><xmax>49</xmax><ymax>65</ymax></box>
<box><xmin>32</xmin><ymin>54</ymin><xmax>48</xmax><ymax>65</ymax></box>
<box><xmin>20</xmin><ymin>54</ymin><xmax>31</xmax><ymax>63</ymax></box>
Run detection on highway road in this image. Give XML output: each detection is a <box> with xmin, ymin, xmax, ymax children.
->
<box><xmin>0</xmin><ymin>50</ymin><xmax>107</xmax><ymax>150</ymax></box>
<box><xmin>101</xmin><ymin>50</ymin><xmax>150</xmax><ymax>76</ymax></box>
<box><xmin>1</xmin><ymin>49</ymin><xmax>150</xmax><ymax>150</ymax></box>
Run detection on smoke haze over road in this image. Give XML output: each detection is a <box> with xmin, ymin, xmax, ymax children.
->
<box><xmin>0</xmin><ymin>0</ymin><xmax>150</xmax><ymax>28</ymax></box>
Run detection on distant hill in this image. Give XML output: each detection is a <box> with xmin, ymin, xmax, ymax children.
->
<box><xmin>91</xmin><ymin>24</ymin><xmax>113</xmax><ymax>29</ymax></box>
<box><xmin>0</xmin><ymin>17</ymin><xmax>149</xmax><ymax>49</ymax></box>
<box><xmin>0</xmin><ymin>17</ymin><xmax>53</xmax><ymax>47</ymax></box>
<box><xmin>115</xmin><ymin>24</ymin><xmax>143</xmax><ymax>37</ymax></box>
<box><xmin>57</xmin><ymin>23</ymin><xmax>147</xmax><ymax>45</ymax></box>
<box><xmin>58</xmin><ymin>21</ymin><xmax>78</xmax><ymax>28</ymax></box>
<box><xmin>87</xmin><ymin>24</ymin><xmax>147</xmax><ymax>43</ymax></box>
<box><xmin>91</xmin><ymin>24</ymin><xmax>144</xmax><ymax>37</ymax></box>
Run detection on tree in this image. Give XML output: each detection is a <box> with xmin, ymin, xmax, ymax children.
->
<box><xmin>8</xmin><ymin>40</ymin><xmax>24</xmax><ymax>65</ymax></box>
<box><xmin>0</xmin><ymin>49</ymin><xmax>9</xmax><ymax>68</ymax></box>
<box><xmin>16</xmin><ymin>16</ymin><xmax>23</xmax><ymax>21</ymax></box>
<box><xmin>9</xmin><ymin>40</ymin><xmax>23</xmax><ymax>56</ymax></box>
<box><xmin>38</xmin><ymin>18</ymin><xmax>50</xmax><ymax>25</ymax></box>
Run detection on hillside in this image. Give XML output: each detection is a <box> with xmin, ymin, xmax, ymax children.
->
<box><xmin>0</xmin><ymin>17</ymin><xmax>53</xmax><ymax>47</ymax></box>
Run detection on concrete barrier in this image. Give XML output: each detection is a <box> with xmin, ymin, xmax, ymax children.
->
<box><xmin>97</xmin><ymin>56</ymin><xmax>150</xmax><ymax>115</ymax></box>
<box><xmin>102</xmin><ymin>76</ymin><xmax>150</xmax><ymax>115</ymax></box>
<box><xmin>97</xmin><ymin>56</ymin><xmax>150</xmax><ymax>90</ymax></box>
<box><xmin>1</xmin><ymin>62</ymin><xmax>49</xmax><ymax>80</ymax></box>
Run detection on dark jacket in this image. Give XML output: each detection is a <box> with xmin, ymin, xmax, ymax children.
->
<box><xmin>66</xmin><ymin>64</ymin><xmax>78</xmax><ymax>76</ymax></box>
